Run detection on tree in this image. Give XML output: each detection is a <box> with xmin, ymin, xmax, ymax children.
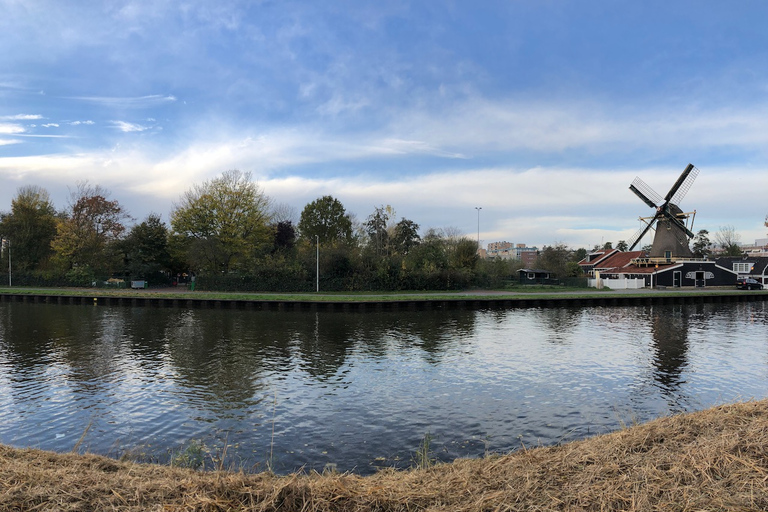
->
<box><xmin>392</xmin><ymin>218</ymin><xmax>421</xmax><ymax>255</ymax></box>
<box><xmin>692</xmin><ymin>229</ymin><xmax>712</xmax><ymax>259</ymax></box>
<box><xmin>573</xmin><ymin>247</ymin><xmax>588</xmax><ymax>262</ymax></box>
<box><xmin>120</xmin><ymin>213</ymin><xmax>171</xmax><ymax>278</ymax></box>
<box><xmin>536</xmin><ymin>243</ymin><xmax>572</xmax><ymax>278</ymax></box>
<box><xmin>363</xmin><ymin>205</ymin><xmax>392</xmax><ymax>258</ymax></box>
<box><xmin>51</xmin><ymin>182</ymin><xmax>130</xmax><ymax>275</ymax></box>
<box><xmin>616</xmin><ymin>240</ymin><xmax>628</xmax><ymax>252</ymax></box>
<box><xmin>714</xmin><ymin>225</ymin><xmax>742</xmax><ymax>256</ymax></box>
<box><xmin>406</xmin><ymin>228</ymin><xmax>448</xmax><ymax>271</ymax></box>
<box><xmin>170</xmin><ymin>170</ymin><xmax>272</xmax><ymax>272</ymax></box>
<box><xmin>272</xmin><ymin>220</ymin><xmax>296</xmax><ymax>252</ymax></box>
<box><xmin>0</xmin><ymin>185</ymin><xmax>58</xmax><ymax>271</ymax></box>
<box><xmin>450</xmin><ymin>237</ymin><xmax>479</xmax><ymax>269</ymax></box>
<box><xmin>297</xmin><ymin>196</ymin><xmax>353</xmax><ymax>246</ymax></box>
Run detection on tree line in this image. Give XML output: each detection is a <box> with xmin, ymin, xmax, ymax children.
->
<box><xmin>0</xmin><ymin>171</ymin><xmax>535</xmax><ymax>291</ymax></box>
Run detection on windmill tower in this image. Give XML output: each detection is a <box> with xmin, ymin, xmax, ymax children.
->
<box><xmin>627</xmin><ymin>164</ymin><xmax>699</xmax><ymax>259</ymax></box>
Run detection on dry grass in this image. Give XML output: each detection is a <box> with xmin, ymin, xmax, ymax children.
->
<box><xmin>3</xmin><ymin>400</ymin><xmax>768</xmax><ymax>511</ymax></box>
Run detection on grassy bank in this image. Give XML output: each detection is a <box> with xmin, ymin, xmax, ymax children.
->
<box><xmin>0</xmin><ymin>284</ymin><xmax>755</xmax><ymax>303</ymax></box>
<box><xmin>3</xmin><ymin>400</ymin><xmax>768</xmax><ymax>511</ymax></box>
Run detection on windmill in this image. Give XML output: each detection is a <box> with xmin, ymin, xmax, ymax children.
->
<box><xmin>627</xmin><ymin>163</ymin><xmax>699</xmax><ymax>259</ymax></box>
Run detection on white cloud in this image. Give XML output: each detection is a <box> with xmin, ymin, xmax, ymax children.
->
<box><xmin>70</xmin><ymin>120</ymin><xmax>95</xmax><ymax>126</ymax></box>
<box><xmin>42</xmin><ymin>123</ymin><xmax>59</xmax><ymax>128</ymax></box>
<box><xmin>0</xmin><ymin>114</ymin><xmax>43</xmax><ymax>120</ymax></box>
<box><xmin>0</xmin><ymin>139</ymin><xmax>22</xmax><ymax>146</ymax></box>
<box><xmin>69</xmin><ymin>94</ymin><xmax>177</xmax><ymax>108</ymax></box>
<box><xmin>111</xmin><ymin>121</ymin><xmax>150</xmax><ymax>133</ymax></box>
<box><xmin>0</xmin><ymin>123</ymin><xmax>25</xmax><ymax>135</ymax></box>
<box><xmin>388</xmin><ymin>96</ymin><xmax>768</xmax><ymax>155</ymax></box>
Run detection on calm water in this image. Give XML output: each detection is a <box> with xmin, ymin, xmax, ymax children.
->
<box><xmin>0</xmin><ymin>301</ymin><xmax>767</xmax><ymax>474</ymax></box>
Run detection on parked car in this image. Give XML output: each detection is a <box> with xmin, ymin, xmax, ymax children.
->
<box><xmin>736</xmin><ymin>277</ymin><xmax>764</xmax><ymax>290</ymax></box>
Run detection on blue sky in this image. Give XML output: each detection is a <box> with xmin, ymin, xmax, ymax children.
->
<box><xmin>1</xmin><ymin>0</ymin><xmax>767</xmax><ymax>249</ymax></box>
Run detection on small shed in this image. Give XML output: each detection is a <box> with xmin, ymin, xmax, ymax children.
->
<box><xmin>517</xmin><ymin>268</ymin><xmax>553</xmax><ymax>284</ymax></box>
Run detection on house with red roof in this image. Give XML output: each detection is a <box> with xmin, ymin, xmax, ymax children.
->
<box><xmin>579</xmin><ymin>249</ymin><xmax>737</xmax><ymax>289</ymax></box>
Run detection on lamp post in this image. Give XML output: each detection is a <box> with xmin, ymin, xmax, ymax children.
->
<box><xmin>316</xmin><ymin>235</ymin><xmax>320</xmax><ymax>293</ymax></box>
<box><xmin>0</xmin><ymin>236</ymin><xmax>9</xmax><ymax>287</ymax></box>
<box><xmin>475</xmin><ymin>207</ymin><xmax>482</xmax><ymax>251</ymax></box>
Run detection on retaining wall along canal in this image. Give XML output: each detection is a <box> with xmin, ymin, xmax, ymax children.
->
<box><xmin>1</xmin><ymin>290</ymin><xmax>767</xmax><ymax>311</ymax></box>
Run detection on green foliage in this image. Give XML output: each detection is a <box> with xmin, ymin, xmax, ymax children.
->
<box><xmin>692</xmin><ymin>229</ymin><xmax>712</xmax><ymax>259</ymax></box>
<box><xmin>65</xmin><ymin>266</ymin><xmax>96</xmax><ymax>286</ymax></box>
<box><xmin>406</xmin><ymin>233</ymin><xmax>448</xmax><ymax>272</ymax></box>
<box><xmin>297</xmin><ymin>196</ymin><xmax>353</xmax><ymax>246</ymax></box>
<box><xmin>120</xmin><ymin>213</ymin><xmax>171</xmax><ymax>278</ymax></box>
<box><xmin>449</xmin><ymin>237</ymin><xmax>479</xmax><ymax>270</ymax></box>
<box><xmin>392</xmin><ymin>218</ymin><xmax>421</xmax><ymax>255</ymax></box>
<box><xmin>536</xmin><ymin>243</ymin><xmax>576</xmax><ymax>278</ymax></box>
<box><xmin>170</xmin><ymin>170</ymin><xmax>272</xmax><ymax>272</ymax></box>
<box><xmin>0</xmin><ymin>185</ymin><xmax>58</xmax><ymax>271</ymax></box>
<box><xmin>363</xmin><ymin>205</ymin><xmax>391</xmax><ymax>258</ymax></box>
<box><xmin>412</xmin><ymin>432</ymin><xmax>436</xmax><ymax>470</ymax></box>
<box><xmin>171</xmin><ymin>440</ymin><xmax>206</xmax><ymax>470</ymax></box>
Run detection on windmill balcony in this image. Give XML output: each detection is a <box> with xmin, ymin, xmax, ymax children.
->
<box><xmin>631</xmin><ymin>256</ymin><xmax>710</xmax><ymax>267</ymax></box>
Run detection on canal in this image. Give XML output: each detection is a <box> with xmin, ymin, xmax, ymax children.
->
<box><xmin>0</xmin><ymin>300</ymin><xmax>766</xmax><ymax>474</ymax></box>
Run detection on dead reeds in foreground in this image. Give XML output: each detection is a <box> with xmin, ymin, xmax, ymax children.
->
<box><xmin>3</xmin><ymin>399</ymin><xmax>768</xmax><ymax>511</ymax></box>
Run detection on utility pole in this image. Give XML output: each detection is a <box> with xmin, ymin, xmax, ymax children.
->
<box><xmin>0</xmin><ymin>237</ymin><xmax>9</xmax><ymax>287</ymax></box>
<box><xmin>316</xmin><ymin>235</ymin><xmax>320</xmax><ymax>292</ymax></box>
<box><xmin>475</xmin><ymin>207</ymin><xmax>482</xmax><ymax>251</ymax></box>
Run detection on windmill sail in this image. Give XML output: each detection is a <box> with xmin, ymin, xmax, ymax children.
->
<box><xmin>669</xmin><ymin>164</ymin><xmax>699</xmax><ymax>206</ymax></box>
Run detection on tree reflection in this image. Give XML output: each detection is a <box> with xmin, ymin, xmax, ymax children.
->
<box><xmin>164</xmin><ymin>309</ymin><xmax>294</xmax><ymax>408</ymax></box>
<box><xmin>537</xmin><ymin>307</ymin><xmax>584</xmax><ymax>344</ymax></box>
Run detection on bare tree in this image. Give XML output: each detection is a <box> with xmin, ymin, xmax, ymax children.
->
<box><xmin>714</xmin><ymin>225</ymin><xmax>742</xmax><ymax>256</ymax></box>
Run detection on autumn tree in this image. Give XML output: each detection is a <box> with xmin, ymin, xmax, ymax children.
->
<box><xmin>51</xmin><ymin>182</ymin><xmax>130</xmax><ymax>276</ymax></box>
<box><xmin>170</xmin><ymin>170</ymin><xmax>272</xmax><ymax>273</ymax></box>
<box><xmin>297</xmin><ymin>196</ymin><xmax>353</xmax><ymax>246</ymax></box>
<box><xmin>0</xmin><ymin>185</ymin><xmax>58</xmax><ymax>271</ymax></box>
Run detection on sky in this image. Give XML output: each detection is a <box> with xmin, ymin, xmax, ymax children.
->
<box><xmin>1</xmin><ymin>0</ymin><xmax>768</xmax><ymax>250</ymax></box>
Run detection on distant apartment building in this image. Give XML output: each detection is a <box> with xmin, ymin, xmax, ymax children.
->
<box><xmin>485</xmin><ymin>242</ymin><xmax>539</xmax><ymax>265</ymax></box>
<box><xmin>741</xmin><ymin>238</ymin><xmax>768</xmax><ymax>257</ymax></box>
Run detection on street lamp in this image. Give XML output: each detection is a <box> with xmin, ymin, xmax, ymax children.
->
<box><xmin>0</xmin><ymin>236</ymin><xmax>9</xmax><ymax>287</ymax></box>
<box><xmin>316</xmin><ymin>235</ymin><xmax>320</xmax><ymax>293</ymax></box>
<box><xmin>475</xmin><ymin>207</ymin><xmax>482</xmax><ymax>251</ymax></box>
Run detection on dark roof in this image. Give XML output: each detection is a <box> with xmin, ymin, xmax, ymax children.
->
<box><xmin>715</xmin><ymin>256</ymin><xmax>768</xmax><ymax>275</ymax></box>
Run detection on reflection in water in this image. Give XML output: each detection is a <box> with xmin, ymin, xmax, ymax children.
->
<box><xmin>650</xmin><ymin>305</ymin><xmax>690</xmax><ymax>394</ymax></box>
<box><xmin>0</xmin><ymin>301</ymin><xmax>767</xmax><ymax>474</ymax></box>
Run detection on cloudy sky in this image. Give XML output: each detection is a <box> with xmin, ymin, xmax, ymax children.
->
<box><xmin>1</xmin><ymin>1</ymin><xmax>767</xmax><ymax>249</ymax></box>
